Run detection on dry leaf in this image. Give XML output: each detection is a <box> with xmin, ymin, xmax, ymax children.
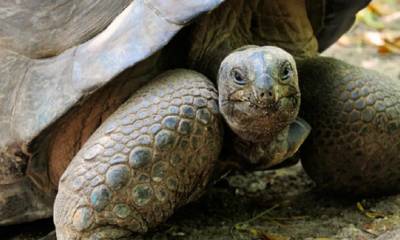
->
<box><xmin>362</xmin><ymin>223</ymin><xmax>381</xmax><ymax>236</ymax></box>
<box><xmin>357</xmin><ymin>8</ymin><xmax>385</xmax><ymax>29</ymax></box>
<box><xmin>368</xmin><ymin>2</ymin><xmax>394</xmax><ymax>16</ymax></box>
<box><xmin>357</xmin><ymin>202</ymin><xmax>387</xmax><ymax>219</ymax></box>
<box><xmin>381</xmin><ymin>36</ymin><xmax>400</xmax><ymax>54</ymax></box>
<box><xmin>357</xmin><ymin>202</ymin><xmax>366</xmax><ymax>212</ymax></box>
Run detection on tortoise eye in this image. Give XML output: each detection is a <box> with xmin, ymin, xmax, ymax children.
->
<box><xmin>231</xmin><ymin>69</ymin><xmax>246</xmax><ymax>85</ymax></box>
<box><xmin>281</xmin><ymin>62</ymin><xmax>293</xmax><ymax>82</ymax></box>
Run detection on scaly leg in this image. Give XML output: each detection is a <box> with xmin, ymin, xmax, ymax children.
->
<box><xmin>54</xmin><ymin>70</ymin><xmax>222</xmax><ymax>239</ymax></box>
<box><xmin>298</xmin><ymin>57</ymin><xmax>400</xmax><ymax>196</ymax></box>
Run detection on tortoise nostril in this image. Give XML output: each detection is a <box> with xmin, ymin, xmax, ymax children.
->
<box><xmin>259</xmin><ymin>91</ymin><xmax>273</xmax><ymax>100</ymax></box>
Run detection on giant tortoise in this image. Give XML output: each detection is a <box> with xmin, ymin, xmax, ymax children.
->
<box><xmin>1</xmin><ymin>0</ymin><xmax>400</xmax><ymax>239</ymax></box>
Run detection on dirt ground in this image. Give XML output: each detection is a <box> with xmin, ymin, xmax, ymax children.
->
<box><xmin>2</xmin><ymin>1</ymin><xmax>400</xmax><ymax>240</ymax></box>
<box><xmin>5</xmin><ymin>163</ymin><xmax>400</xmax><ymax>240</ymax></box>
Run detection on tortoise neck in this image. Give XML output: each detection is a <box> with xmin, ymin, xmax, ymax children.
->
<box><xmin>187</xmin><ymin>35</ymin><xmax>234</xmax><ymax>81</ymax></box>
<box><xmin>186</xmin><ymin>0</ymin><xmax>318</xmax><ymax>81</ymax></box>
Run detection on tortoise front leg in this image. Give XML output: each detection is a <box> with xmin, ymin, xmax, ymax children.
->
<box><xmin>298</xmin><ymin>57</ymin><xmax>400</xmax><ymax>196</ymax></box>
<box><xmin>54</xmin><ymin>70</ymin><xmax>222</xmax><ymax>239</ymax></box>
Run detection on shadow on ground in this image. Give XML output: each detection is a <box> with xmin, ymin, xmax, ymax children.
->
<box><xmin>4</xmin><ymin>164</ymin><xmax>400</xmax><ymax>240</ymax></box>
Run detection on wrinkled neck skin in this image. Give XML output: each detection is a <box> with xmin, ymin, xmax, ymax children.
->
<box><xmin>187</xmin><ymin>0</ymin><xmax>318</xmax><ymax>79</ymax></box>
<box><xmin>187</xmin><ymin>0</ymin><xmax>314</xmax><ymax>144</ymax></box>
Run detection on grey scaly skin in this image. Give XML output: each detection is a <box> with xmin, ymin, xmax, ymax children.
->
<box><xmin>185</xmin><ymin>0</ymin><xmax>400</xmax><ymax>193</ymax></box>
<box><xmin>0</xmin><ymin>0</ymin><xmax>226</xmax><ymax>225</ymax></box>
<box><xmin>218</xmin><ymin>47</ymin><xmax>301</xmax><ymax>142</ymax></box>
<box><xmin>54</xmin><ymin>70</ymin><xmax>223</xmax><ymax>239</ymax></box>
<box><xmin>298</xmin><ymin>57</ymin><xmax>400</xmax><ymax>196</ymax></box>
<box><xmin>54</xmin><ymin>45</ymin><xmax>308</xmax><ymax>239</ymax></box>
<box><xmin>217</xmin><ymin>46</ymin><xmax>309</xmax><ymax>169</ymax></box>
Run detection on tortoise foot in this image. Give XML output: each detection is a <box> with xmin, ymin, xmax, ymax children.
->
<box><xmin>299</xmin><ymin>57</ymin><xmax>400</xmax><ymax>196</ymax></box>
<box><xmin>54</xmin><ymin>70</ymin><xmax>222</xmax><ymax>239</ymax></box>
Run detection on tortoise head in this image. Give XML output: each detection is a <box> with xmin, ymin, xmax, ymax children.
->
<box><xmin>218</xmin><ymin>46</ymin><xmax>300</xmax><ymax>142</ymax></box>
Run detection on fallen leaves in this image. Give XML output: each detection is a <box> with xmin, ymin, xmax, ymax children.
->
<box><xmin>357</xmin><ymin>7</ymin><xmax>385</xmax><ymax>30</ymax></box>
<box><xmin>368</xmin><ymin>1</ymin><xmax>395</xmax><ymax>17</ymax></box>
<box><xmin>231</xmin><ymin>204</ymin><xmax>303</xmax><ymax>240</ymax></box>
<box><xmin>379</xmin><ymin>35</ymin><xmax>400</xmax><ymax>53</ymax></box>
<box><xmin>356</xmin><ymin>201</ymin><xmax>386</xmax><ymax>219</ymax></box>
<box><xmin>353</xmin><ymin>0</ymin><xmax>400</xmax><ymax>54</ymax></box>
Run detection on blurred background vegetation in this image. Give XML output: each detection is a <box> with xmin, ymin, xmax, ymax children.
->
<box><xmin>354</xmin><ymin>0</ymin><xmax>400</xmax><ymax>54</ymax></box>
<box><xmin>324</xmin><ymin>0</ymin><xmax>400</xmax><ymax>79</ymax></box>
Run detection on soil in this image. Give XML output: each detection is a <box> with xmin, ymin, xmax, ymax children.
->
<box><xmin>2</xmin><ymin>1</ymin><xmax>400</xmax><ymax>239</ymax></box>
<box><xmin>5</xmin><ymin>163</ymin><xmax>400</xmax><ymax>240</ymax></box>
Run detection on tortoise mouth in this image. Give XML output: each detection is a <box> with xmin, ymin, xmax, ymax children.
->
<box><xmin>220</xmin><ymin>93</ymin><xmax>300</xmax><ymax>141</ymax></box>
<box><xmin>231</xmin><ymin>93</ymin><xmax>300</xmax><ymax>117</ymax></box>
